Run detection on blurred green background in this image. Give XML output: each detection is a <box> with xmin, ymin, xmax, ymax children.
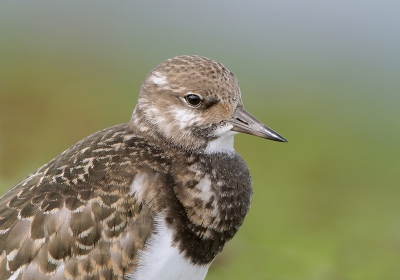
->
<box><xmin>1</xmin><ymin>1</ymin><xmax>399</xmax><ymax>279</ymax></box>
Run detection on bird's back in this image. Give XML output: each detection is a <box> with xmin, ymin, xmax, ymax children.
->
<box><xmin>0</xmin><ymin>124</ymin><xmax>163</xmax><ymax>279</ymax></box>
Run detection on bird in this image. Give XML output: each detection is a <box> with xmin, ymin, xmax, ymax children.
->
<box><xmin>0</xmin><ymin>55</ymin><xmax>287</xmax><ymax>280</ymax></box>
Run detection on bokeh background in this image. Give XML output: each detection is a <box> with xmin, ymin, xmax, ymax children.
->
<box><xmin>1</xmin><ymin>1</ymin><xmax>399</xmax><ymax>279</ymax></box>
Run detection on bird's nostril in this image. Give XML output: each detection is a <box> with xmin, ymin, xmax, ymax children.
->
<box><xmin>236</xmin><ymin>118</ymin><xmax>249</xmax><ymax>125</ymax></box>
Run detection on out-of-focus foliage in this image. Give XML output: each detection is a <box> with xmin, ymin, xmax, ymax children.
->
<box><xmin>1</xmin><ymin>1</ymin><xmax>399</xmax><ymax>279</ymax></box>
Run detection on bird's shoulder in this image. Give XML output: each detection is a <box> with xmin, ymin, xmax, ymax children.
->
<box><xmin>0</xmin><ymin>124</ymin><xmax>169</xmax><ymax>279</ymax></box>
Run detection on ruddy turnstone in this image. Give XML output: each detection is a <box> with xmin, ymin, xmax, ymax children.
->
<box><xmin>0</xmin><ymin>55</ymin><xmax>287</xmax><ymax>280</ymax></box>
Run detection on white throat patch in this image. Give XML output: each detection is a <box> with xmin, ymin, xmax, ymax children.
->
<box><xmin>205</xmin><ymin>126</ymin><xmax>237</xmax><ymax>154</ymax></box>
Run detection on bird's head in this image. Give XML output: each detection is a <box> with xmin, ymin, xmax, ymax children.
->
<box><xmin>131</xmin><ymin>55</ymin><xmax>286</xmax><ymax>153</ymax></box>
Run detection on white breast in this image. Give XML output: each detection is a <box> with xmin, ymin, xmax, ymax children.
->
<box><xmin>128</xmin><ymin>214</ymin><xmax>210</xmax><ymax>280</ymax></box>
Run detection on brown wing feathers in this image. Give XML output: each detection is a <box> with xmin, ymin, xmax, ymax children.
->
<box><xmin>0</xmin><ymin>125</ymin><xmax>157</xmax><ymax>279</ymax></box>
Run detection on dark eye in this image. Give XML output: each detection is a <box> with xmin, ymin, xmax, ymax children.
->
<box><xmin>185</xmin><ymin>94</ymin><xmax>202</xmax><ymax>107</ymax></box>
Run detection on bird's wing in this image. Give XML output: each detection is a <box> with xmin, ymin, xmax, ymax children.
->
<box><xmin>0</xmin><ymin>125</ymin><xmax>163</xmax><ymax>279</ymax></box>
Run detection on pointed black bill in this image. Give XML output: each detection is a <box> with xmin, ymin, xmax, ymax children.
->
<box><xmin>228</xmin><ymin>106</ymin><xmax>287</xmax><ymax>142</ymax></box>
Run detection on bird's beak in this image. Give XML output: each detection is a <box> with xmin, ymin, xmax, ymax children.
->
<box><xmin>228</xmin><ymin>106</ymin><xmax>287</xmax><ymax>142</ymax></box>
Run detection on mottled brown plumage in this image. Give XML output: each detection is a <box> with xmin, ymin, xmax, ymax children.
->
<box><xmin>0</xmin><ymin>126</ymin><xmax>154</xmax><ymax>279</ymax></box>
<box><xmin>0</xmin><ymin>55</ymin><xmax>286</xmax><ymax>279</ymax></box>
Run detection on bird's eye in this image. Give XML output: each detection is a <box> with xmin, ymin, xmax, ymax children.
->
<box><xmin>185</xmin><ymin>94</ymin><xmax>202</xmax><ymax>107</ymax></box>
